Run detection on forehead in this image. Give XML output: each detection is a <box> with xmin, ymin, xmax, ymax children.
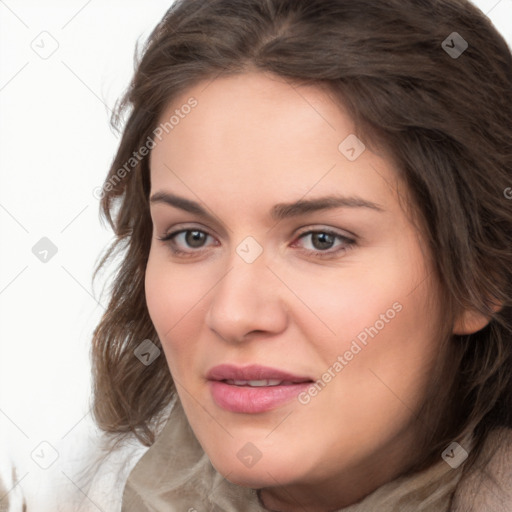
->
<box><xmin>149</xmin><ymin>71</ymin><xmax>402</xmax><ymax>216</ymax></box>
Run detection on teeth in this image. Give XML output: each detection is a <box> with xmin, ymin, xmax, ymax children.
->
<box><xmin>230</xmin><ymin>379</ymin><xmax>283</xmax><ymax>387</ymax></box>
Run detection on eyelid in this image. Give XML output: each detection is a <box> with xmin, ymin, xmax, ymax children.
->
<box><xmin>294</xmin><ymin>224</ymin><xmax>357</xmax><ymax>241</ymax></box>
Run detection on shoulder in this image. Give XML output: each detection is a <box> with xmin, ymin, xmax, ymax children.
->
<box><xmin>451</xmin><ymin>427</ymin><xmax>512</xmax><ymax>512</ymax></box>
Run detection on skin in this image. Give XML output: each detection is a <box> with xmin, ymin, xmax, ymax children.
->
<box><xmin>144</xmin><ymin>71</ymin><xmax>488</xmax><ymax>512</ymax></box>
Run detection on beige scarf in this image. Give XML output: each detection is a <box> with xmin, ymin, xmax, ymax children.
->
<box><xmin>121</xmin><ymin>400</ymin><xmax>512</xmax><ymax>512</ymax></box>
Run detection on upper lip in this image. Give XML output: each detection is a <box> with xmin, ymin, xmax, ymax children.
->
<box><xmin>206</xmin><ymin>364</ymin><xmax>313</xmax><ymax>383</ymax></box>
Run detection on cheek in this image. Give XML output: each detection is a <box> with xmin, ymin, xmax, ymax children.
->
<box><xmin>278</xmin><ymin>257</ymin><xmax>426</xmax><ymax>363</ymax></box>
<box><xmin>293</xmin><ymin>248</ymin><xmax>443</xmax><ymax>413</ymax></box>
<box><xmin>312</xmin><ymin>279</ymin><xmax>443</xmax><ymax>441</ymax></box>
<box><xmin>144</xmin><ymin>251</ymin><xmax>212</xmax><ymax>370</ymax></box>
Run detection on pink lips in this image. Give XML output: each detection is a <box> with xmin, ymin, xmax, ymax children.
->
<box><xmin>207</xmin><ymin>364</ymin><xmax>313</xmax><ymax>413</ymax></box>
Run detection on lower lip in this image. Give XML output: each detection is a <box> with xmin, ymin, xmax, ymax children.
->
<box><xmin>209</xmin><ymin>381</ymin><xmax>311</xmax><ymax>413</ymax></box>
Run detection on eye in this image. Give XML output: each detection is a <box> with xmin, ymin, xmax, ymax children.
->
<box><xmin>157</xmin><ymin>228</ymin><xmax>216</xmax><ymax>257</ymax></box>
<box><xmin>292</xmin><ymin>229</ymin><xmax>356</xmax><ymax>259</ymax></box>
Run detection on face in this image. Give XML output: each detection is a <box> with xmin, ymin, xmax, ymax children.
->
<box><xmin>145</xmin><ymin>71</ymin><xmax>449</xmax><ymax>510</ymax></box>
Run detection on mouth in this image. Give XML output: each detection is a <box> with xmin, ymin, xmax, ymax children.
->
<box><xmin>206</xmin><ymin>364</ymin><xmax>314</xmax><ymax>413</ymax></box>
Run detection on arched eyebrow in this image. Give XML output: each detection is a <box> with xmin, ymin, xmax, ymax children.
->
<box><xmin>149</xmin><ymin>191</ymin><xmax>385</xmax><ymax>223</ymax></box>
<box><xmin>271</xmin><ymin>195</ymin><xmax>384</xmax><ymax>218</ymax></box>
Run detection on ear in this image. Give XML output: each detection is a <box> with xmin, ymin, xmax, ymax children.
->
<box><xmin>452</xmin><ymin>303</ymin><xmax>502</xmax><ymax>335</ymax></box>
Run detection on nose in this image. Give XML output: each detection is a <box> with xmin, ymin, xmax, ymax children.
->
<box><xmin>204</xmin><ymin>248</ymin><xmax>288</xmax><ymax>343</ymax></box>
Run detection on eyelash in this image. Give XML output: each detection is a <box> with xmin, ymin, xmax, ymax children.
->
<box><xmin>156</xmin><ymin>227</ymin><xmax>356</xmax><ymax>259</ymax></box>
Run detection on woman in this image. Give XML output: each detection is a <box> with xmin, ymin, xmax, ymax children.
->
<box><xmin>89</xmin><ymin>0</ymin><xmax>512</xmax><ymax>510</ymax></box>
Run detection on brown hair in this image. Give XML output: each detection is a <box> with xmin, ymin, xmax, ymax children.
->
<box><xmin>91</xmin><ymin>0</ymin><xmax>512</xmax><ymax>480</ymax></box>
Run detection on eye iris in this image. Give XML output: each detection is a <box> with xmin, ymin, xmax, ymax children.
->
<box><xmin>312</xmin><ymin>232</ymin><xmax>334</xmax><ymax>250</ymax></box>
<box><xmin>186</xmin><ymin>230</ymin><xmax>207</xmax><ymax>248</ymax></box>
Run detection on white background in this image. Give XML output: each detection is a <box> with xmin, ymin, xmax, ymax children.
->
<box><xmin>0</xmin><ymin>2</ymin><xmax>175</xmax><ymax>509</ymax></box>
<box><xmin>0</xmin><ymin>0</ymin><xmax>511</xmax><ymax>509</ymax></box>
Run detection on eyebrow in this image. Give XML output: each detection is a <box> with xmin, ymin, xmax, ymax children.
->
<box><xmin>149</xmin><ymin>191</ymin><xmax>384</xmax><ymax>223</ymax></box>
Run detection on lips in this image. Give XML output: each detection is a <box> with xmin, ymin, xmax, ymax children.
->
<box><xmin>207</xmin><ymin>364</ymin><xmax>314</xmax><ymax>413</ymax></box>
